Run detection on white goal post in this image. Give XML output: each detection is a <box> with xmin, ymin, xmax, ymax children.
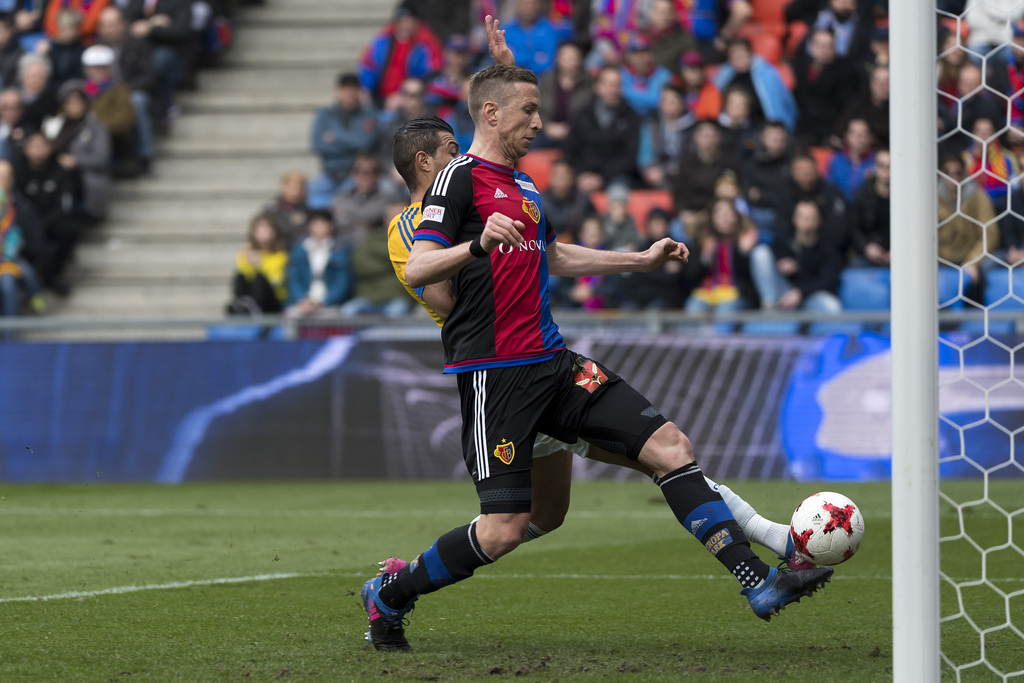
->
<box><xmin>890</xmin><ymin>1</ymin><xmax>941</xmax><ymax>681</ymax></box>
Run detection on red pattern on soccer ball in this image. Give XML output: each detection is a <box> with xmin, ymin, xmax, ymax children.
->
<box><xmin>792</xmin><ymin>527</ymin><xmax>815</xmax><ymax>559</ymax></box>
<box><xmin>822</xmin><ymin>503</ymin><xmax>856</xmax><ymax>536</ymax></box>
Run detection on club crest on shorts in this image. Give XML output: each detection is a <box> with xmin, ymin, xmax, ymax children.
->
<box><xmin>493</xmin><ymin>439</ymin><xmax>515</xmax><ymax>465</ymax></box>
<box><xmin>521</xmin><ymin>198</ymin><xmax>540</xmax><ymax>224</ymax></box>
<box><xmin>573</xmin><ymin>359</ymin><xmax>608</xmax><ymax>393</ymax></box>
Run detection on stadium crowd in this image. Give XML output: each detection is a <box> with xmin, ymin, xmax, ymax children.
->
<box><xmin>227</xmin><ymin>1</ymin><xmax>1019</xmax><ymax>320</ymax></box>
<box><xmin>0</xmin><ymin>0</ymin><xmax>247</xmax><ymax>318</ymax></box>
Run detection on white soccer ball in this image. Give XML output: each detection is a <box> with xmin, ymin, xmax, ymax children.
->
<box><xmin>789</xmin><ymin>491</ymin><xmax>865</xmax><ymax>566</ymax></box>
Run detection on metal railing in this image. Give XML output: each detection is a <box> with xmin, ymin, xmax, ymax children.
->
<box><xmin>0</xmin><ymin>308</ymin><xmax>1018</xmax><ymax>341</ymax></box>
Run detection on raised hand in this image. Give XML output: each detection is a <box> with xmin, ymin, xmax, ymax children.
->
<box><xmin>486</xmin><ymin>15</ymin><xmax>515</xmax><ymax>66</ymax></box>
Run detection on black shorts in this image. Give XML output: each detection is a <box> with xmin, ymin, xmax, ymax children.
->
<box><xmin>456</xmin><ymin>349</ymin><xmax>667</xmax><ymax>513</ymax></box>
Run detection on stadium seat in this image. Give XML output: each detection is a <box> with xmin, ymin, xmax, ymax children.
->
<box><xmin>589</xmin><ymin>189</ymin><xmax>674</xmax><ymax>236</ymax></box>
<box><xmin>785</xmin><ymin>21</ymin><xmax>809</xmax><ymax>60</ymax></box>
<box><xmin>742</xmin><ymin>319</ymin><xmax>801</xmax><ymax>335</ymax></box>
<box><xmin>984</xmin><ymin>268</ymin><xmax>1024</xmax><ymax>326</ymax></box>
<box><xmin>748</xmin><ymin>30</ymin><xmax>783</xmax><ymax>65</ymax></box>
<box><xmin>968</xmin><ymin>268</ymin><xmax>1024</xmax><ymax>335</ymax></box>
<box><xmin>207</xmin><ymin>324</ymin><xmax>264</xmax><ymax>340</ymax></box>
<box><xmin>515</xmin><ymin>147</ymin><xmax>562</xmax><ymax>193</ymax></box>
<box><xmin>983</xmin><ymin>267</ymin><xmax>1024</xmax><ymax>306</ymax></box>
<box><xmin>751</xmin><ymin>0</ymin><xmax>789</xmax><ymax>28</ymax></box>
<box><xmin>807</xmin><ymin>321</ymin><xmax>865</xmax><ymax>336</ymax></box>
<box><xmin>839</xmin><ymin>267</ymin><xmax>890</xmax><ymax>310</ymax></box>
<box><xmin>938</xmin><ymin>265</ymin><xmax>969</xmax><ymax>310</ymax></box>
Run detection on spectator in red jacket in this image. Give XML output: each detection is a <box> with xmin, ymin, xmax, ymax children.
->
<box><xmin>358</xmin><ymin>2</ymin><xmax>442</xmax><ymax>104</ymax></box>
<box><xmin>678</xmin><ymin>50</ymin><xmax>721</xmax><ymax>120</ymax></box>
<box><xmin>44</xmin><ymin>0</ymin><xmax>111</xmax><ymax>45</ymax></box>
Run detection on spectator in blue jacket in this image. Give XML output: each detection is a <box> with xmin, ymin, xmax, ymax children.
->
<box><xmin>502</xmin><ymin>0</ymin><xmax>563</xmax><ymax>76</ymax></box>
<box><xmin>618</xmin><ymin>34</ymin><xmax>672</xmax><ymax>120</ymax></box>
<box><xmin>358</xmin><ymin>2</ymin><xmax>442</xmax><ymax>104</ymax></box>
<box><xmin>713</xmin><ymin>38</ymin><xmax>798</xmax><ymax>132</ymax></box>
<box><xmin>285</xmin><ymin>210</ymin><xmax>353</xmax><ymax>318</ymax></box>
<box><xmin>308</xmin><ymin>73</ymin><xmax>381</xmax><ymax>208</ymax></box>
<box><xmin>827</xmin><ymin>117</ymin><xmax>875</xmax><ymax>202</ymax></box>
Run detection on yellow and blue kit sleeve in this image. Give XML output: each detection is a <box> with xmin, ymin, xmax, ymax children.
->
<box><xmin>387</xmin><ymin>203</ymin><xmax>445</xmax><ymax>327</ymax></box>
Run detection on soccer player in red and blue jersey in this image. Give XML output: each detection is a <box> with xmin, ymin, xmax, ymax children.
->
<box><xmin>361</xmin><ymin>52</ymin><xmax>833</xmax><ymax>654</ymax></box>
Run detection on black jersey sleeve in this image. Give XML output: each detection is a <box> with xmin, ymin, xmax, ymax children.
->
<box><xmin>415</xmin><ymin>157</ymin><xmax>476</xmax><ymax>248</ymax></box>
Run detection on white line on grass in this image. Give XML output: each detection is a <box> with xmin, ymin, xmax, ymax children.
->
<box><xmin>0</xmin><ymin>572</ymin><xmax>321</xmax><ymax>603</ymax></box>
<box><xmin>4</xmin><ymin>570</ymin><xmax>1016</xmax><ymax>605</ymax></box>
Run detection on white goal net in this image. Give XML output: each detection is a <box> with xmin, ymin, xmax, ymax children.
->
<box><xmin>932</xmin><ymin>3</ymin><xmax>1024</xmax><ymax>680</ymax></box>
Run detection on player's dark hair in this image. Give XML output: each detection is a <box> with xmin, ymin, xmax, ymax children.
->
<box><xmin>392</xmin><ymin>115</ymin><xmax>455</xmax><ymax>191</ymax></box>
<box><xmin>467</xmin><ymin>64</ymin><xmax>539</xmax><ymax>124</ymax></box>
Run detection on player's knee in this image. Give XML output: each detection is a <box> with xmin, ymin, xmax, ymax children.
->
<box><xmin>530</xmin><ymin>498</ymin><xmax>569</xmax><ymax>533</ymax></box>
<box><xmin>639</xmin><ymin>422</ymin><xmax>695</xmax><ymax>476</ymax></box>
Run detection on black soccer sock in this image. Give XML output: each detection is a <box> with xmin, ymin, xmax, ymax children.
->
<box><xmin>655</xmin><ymin>463</ymin><xmax>771</xmax><ymax>589</ymax></box>
<box><xmin>378</xmin><ymin>522</ymin><xmax>494</xmax><ymax>610</ymax></box>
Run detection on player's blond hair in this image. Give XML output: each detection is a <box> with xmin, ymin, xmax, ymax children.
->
<box><xmin>467</xmin><ymin>64</ymin><xmax>539</xmax><ymax>125</ymax></box>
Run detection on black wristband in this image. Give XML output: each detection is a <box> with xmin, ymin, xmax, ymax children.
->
<box><xmin>469</xmin><ymin>237</ymin><xmax>488</xmax><ymax>258</ymax></box>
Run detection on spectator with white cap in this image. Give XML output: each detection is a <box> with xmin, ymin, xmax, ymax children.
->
<box><xmin>81</xmin><ymin>43</ymin><xmax>137</xmax><ymax>175</ymax></box>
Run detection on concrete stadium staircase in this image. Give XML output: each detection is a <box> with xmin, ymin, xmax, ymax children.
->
<box><xmin>56</xmin><ymin>0</ymin><xmax>392</xmax><ymax>328</ymax></box>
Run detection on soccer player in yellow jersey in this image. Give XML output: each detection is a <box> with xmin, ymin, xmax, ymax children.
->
<box><xmin>387</xmin><ymin>118</ymin><xmax>460</xmax><ymax>327</ymax></box>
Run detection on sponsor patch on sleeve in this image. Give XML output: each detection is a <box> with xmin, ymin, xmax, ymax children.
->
<box><xmin>421</xmin><ymin>206</ymin><xmax>445</xmax><ymax>223</ymax></box>
<box><xmin>515</xmin><ymin>179</ymin><xmax>538</xmax><ymax>194</ymax></box>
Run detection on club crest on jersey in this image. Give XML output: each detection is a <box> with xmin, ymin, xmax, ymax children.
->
<box><xmin>573</xmin><ymin>359</ymin><xmax>608</xmax><ymax>393</ymax></box>
<box><xmin>521</xmin><ymin>198</ymin><xmax>540</xmax><ymax>224</ymax></box>
<box><xmin>494</xmin><ymin>439</ymin><xmax>515</xmax><ymax>465</ymax></box>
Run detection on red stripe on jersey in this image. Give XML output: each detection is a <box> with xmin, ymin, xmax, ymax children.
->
<box><xmin>471</xmin><ymin>163</ymin><xmax>546</xmax><ymax>359</ymax></box>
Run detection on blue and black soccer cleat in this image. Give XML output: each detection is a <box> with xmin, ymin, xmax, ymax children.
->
<box><xmin>361</xmin><ymin>558</ymin><xmax>416</xmax><ymax>652</ymax></box>
<box><xmin>741</xmin><ymin>565</ymin><xmax>833</xmax><ymax>622</ymax></box>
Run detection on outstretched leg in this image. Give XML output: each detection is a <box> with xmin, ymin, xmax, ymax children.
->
<box><xmin>583</xmin><ymin>443</ymin><xmax>794</xmax><ymax>560</ymax></box>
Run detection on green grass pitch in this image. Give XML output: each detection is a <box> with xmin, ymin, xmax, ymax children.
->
<box><xmin>0</xmin><ymin>479</ymin><xmax>1018</xmax><ymax>682</ymax></box>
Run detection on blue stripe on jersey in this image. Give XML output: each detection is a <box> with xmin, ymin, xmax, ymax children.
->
<box><xmin>442</xmin><ymin>350</ymin><xmax>563</xmax><ymax>375</ymax></box>
<box><xmin>414</xmin><ymin>285</ymin><xmax>425</xmax><ymax>298</ymax></box>
<box><xmin>513</xmin><ymin>171</ymin><xmax>563</xmax><ymax>351</ymax></box>
<box><xmin>414</xmin><ymin>231</ymin><xmax>453</xmax><ymax>247</ymax></box>
<box><xmin>421</xmin><ymin>541</ymin><xmax>454</xmax><ymax>589</ymax></box>
<box><xmin>537</xmin><ymin>250</ymin><xmax>563</xmax><ymax>351</ymax></box>
<box><xmin>683</xmin><ymin>500</ymin><xmax>736</xmax><ymax>540</ymax></box>
<box><xmin>398</xmin><ymin>217</ymin><xmax>414</xmax><ymax>250</ymax></box>
<box><xmin>400</xmin><ymin>207</ymin><xmax>418</xmax><ymax>248</ymax></box>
